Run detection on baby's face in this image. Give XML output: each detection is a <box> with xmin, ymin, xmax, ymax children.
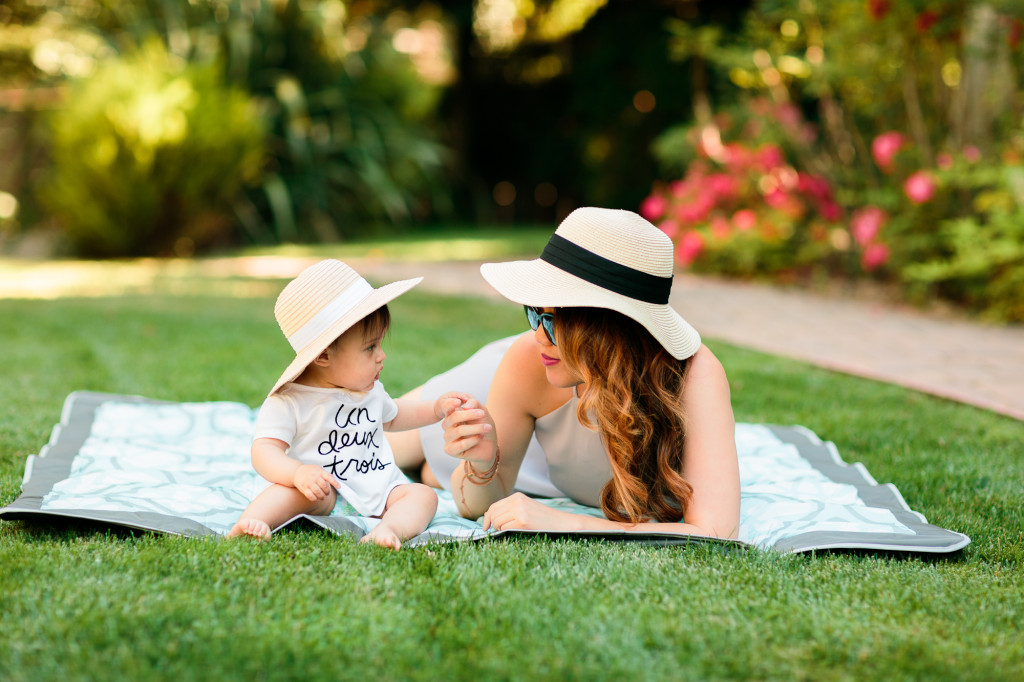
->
<box><xmin>321</xmin><ymin>326</ymin><xmax>386</xmax><ymax>393</ymax></box>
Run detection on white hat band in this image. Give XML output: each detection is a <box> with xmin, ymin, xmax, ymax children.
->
<box><xmin>286</xmin><ymin>277</ymin><xmax>374</xmax><ymax>352</ymax></box>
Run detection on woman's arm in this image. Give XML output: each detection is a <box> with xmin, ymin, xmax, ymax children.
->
<box><xmin>673</xmin><ymin>345</ymin><xmax>740</xmax><ymax>538</ymax></box>
<box><xmin>482</xmin><ymin>345</ymin><xmax>740</xmax><ymax>539</ymax></box>
<box><xmin>445</xmin><ymin>335</ymin><xmax>566</xmax><ymax>518</ymax></box>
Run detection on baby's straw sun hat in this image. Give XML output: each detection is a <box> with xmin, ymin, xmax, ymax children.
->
<box><xmin>269</xmin><ymin>259</ymin><xmax>422</xmax><ymax>396</ymax></box>
<box><xmin>480</xmin><ymin>206</ymin><xmax>701</xmax><ymax>360</ymax></box>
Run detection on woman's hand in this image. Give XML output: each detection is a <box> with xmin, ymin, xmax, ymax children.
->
<box><xmin>482</xmin><ymin>492</ymin><xmax>582</xmax><ymax>532</ymax></box>
<box><xmin>442</xmin><ymin>397</ymin><xmax>496</xmax><ymax>468</ymax></box>
<box><xmin>292</xmin><ymin>464</ymin><xmax>340</xmax><ymax>502</ymax></box>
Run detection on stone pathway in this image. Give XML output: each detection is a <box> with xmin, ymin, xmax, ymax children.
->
<box><xmin>668</xmin><ymin>274</ymin><xmax>1024</xmax><ymax>421</ymax></box>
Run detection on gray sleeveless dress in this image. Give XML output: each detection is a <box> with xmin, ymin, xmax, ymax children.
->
<box><xmin>418</xmin><ymin>334</ymin><xmax>613</xmax><ymax>505</ymax></box>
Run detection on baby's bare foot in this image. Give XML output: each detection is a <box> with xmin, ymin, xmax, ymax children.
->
<box><xmin>226</xmin><ymin>519</ymin><xmax>272</xmax><ymax>540</ymax></box>
<box><xmin>361</xmin><ymin>525</ymin><xmax>402</xmax><ymax>550</ymax></box>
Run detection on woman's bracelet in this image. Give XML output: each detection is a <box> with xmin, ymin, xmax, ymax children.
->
<box><xmin>457</xmin><ymin>448</ymin><xmax>500</xmax><ymax>510</ymax></box>
<box><xmin>464</xmin><ymin>448</ymin><xmax>500</xmax><ymax>485</ymax></box>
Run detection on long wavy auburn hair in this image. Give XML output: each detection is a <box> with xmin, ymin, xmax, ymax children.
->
<box><xmin>555</xmin><ymin>307</ymin><xmax>694</xmax><ymax>524</ymax></box>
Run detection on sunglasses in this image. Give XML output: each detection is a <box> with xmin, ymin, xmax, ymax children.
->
<box><xmin>525</xmin><ymin>306</ymin><xmax>556</xmax><ymax>345</ymax></box>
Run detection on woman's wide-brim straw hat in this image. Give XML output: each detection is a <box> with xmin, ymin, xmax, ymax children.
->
<box><xmin>269</xmin><ymin>259</ymin><xmax>421</xmax><ymax>396</ymax></box>
<box><xmin>480</xmin><ymin>207</ymin><xmax>701</xmax><ymax>360</ymax></box>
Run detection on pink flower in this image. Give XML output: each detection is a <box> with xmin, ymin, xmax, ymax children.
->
<box><xmin>819</xmin><ymin>200</ymin><xmax>842</xmax><ymax>222</ymax></box>
<box><xmin>640</xmin><ymin>194</ymin><xmax>668</xmax><ymax>221</ymax></box>
<box><xmin>675</xmin><ymin>231</ymin><xmax>705</xmax><ymax>267</ymax></box>
<box><xmin>776</xmin><ymin>103</ymin><xmax>803</xmax><ymax>132</ymax></box>
<box><xmin>850</xmin><ymin>205</ymin><xmax>888</xmax><ymax>247</ymax></box>
<box><xmin>722</xmin><ymin>143</ymin><xmax>752</xmax><ymax>170</ymax></box>
<box><xmin>872</xmin><ymin>131</ymin><xmax>907</xmax><ymax>171</ymax></box>
<box><xmin>861</xmin><ymin>243</ymin><xmax>890</xmax><ymax>271</ymax></box>
<box><xmin>1008</xmin><ymin>18</ymin><xmax>1023</xmax><ymax>50</ymax></box>
<box><xmin>798</xmin><ymin>173</ymin><xmax>832</xmax><ymax>201</ymax></box>
<box><xmin>904</xmin><ymin>170</ymin><xmax>937</xmax><ymax>204</ymax></box>
<box><xmin>659</xmin><ymin>219</ymin><xmax>680</xmax><ymax>239</ymax></box>
<box><xmin>756</xmin><ymin>144</ymin><xmax>785</xmax><ymax>170</ymax></box>
<box><xmin>676</xmin><ymin>197</ymin><xmax>713</xmax><ymax>224</ymax></box>
<box><xmin>707</xmin><ymin>173</ymin><xmax>737</xmax><ymax>199</ymax></box>
<box><xmin>963</xmin><ymin>145</ymin><xmax>982</xmax><ymax>163</ymax></box>
<box><xmin>866</xmin><ymin>0</ymin><xmax>891</xmax><ymax>21</ymax></box>
<box><xmin>915</xmin><ymin>10</ymin><xmax>940</xmax><ymax>34</ymax></box>
<box><xmin>936</xmin><ymin>153</ymin><xmax>954</xmax><ymax>170</ymax></box>
<box><xmin>764</xmin><ymin>188</ymin><xmax>789</xmax><ymax>208</ymax></box>
<box><xmin>732</xmin><ymin>209</ymin><xmax>757</xmax><ymax>231</ymax></box>
<box><xmin>710</xmin><ymin>216</ymin><xmax>731</xmax><ymax>239</ymax></box>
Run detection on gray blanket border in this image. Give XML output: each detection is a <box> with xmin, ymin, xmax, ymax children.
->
<box><xmin>1</xmin><ymin>391</ymin><xmax>216</xmax><ymax>537</ymax></box>
<box><xmin>763</xmin><ymin>425</ymin><xmax>970</xmax><ymax>554</ymax></box>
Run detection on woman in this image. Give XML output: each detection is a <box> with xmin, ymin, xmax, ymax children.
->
<box><xmin>390</xmin><ymin>207</ymin><xmax>740</xmax><ymax>539</ymax></box>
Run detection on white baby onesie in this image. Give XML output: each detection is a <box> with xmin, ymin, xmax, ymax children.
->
<box><xmin>254</xmin><ymin>381</ymin><xmax>406</xmax><ymax>516</ymax></box>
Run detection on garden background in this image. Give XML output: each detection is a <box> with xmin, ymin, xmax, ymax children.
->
<box><xmin>3</xmin><ymin>3</ymin><xmax>1024</xmax><ymax>680</ymax></box>
<box><xmin>2</xmin><ymin>0</ymin><xmax>1023</xmax><ymax>320</ymax></box>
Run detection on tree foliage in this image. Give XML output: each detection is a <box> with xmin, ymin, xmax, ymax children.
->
<box><xmin>3</xmin><ymin>0</ymin><xmax>453</xmax><ymax>252</ymax></box>
<box><xmin>39</xmin><ymin>42</ymin><xmax>264</xmax><ymax>257</ymax></box>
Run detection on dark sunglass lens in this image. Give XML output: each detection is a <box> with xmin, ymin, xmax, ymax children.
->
<box><xmin>543</xmin><ymin>318</ymin><xmax>555</xmax><ymax>345</ymax></box>
<box><xmin>524</xmin><ymin>307</ymin><xmax>555</xmax><ymax>345</ymax></box>
<box><xmin>525</xmin><ymin>306</ymin><xmax>538</xmax><ymax>329</ymax></box>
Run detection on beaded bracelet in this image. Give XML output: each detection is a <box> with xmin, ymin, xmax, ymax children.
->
<box><xmin>457</xmin><ymin>448</ymin><xmax>500</xmax><ymax>509</ymax></box>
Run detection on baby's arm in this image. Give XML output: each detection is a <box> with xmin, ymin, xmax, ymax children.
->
<box><xmin>384</xmin><ymin>391</ymin><xmax>469</xmax><ymax>432</ymax></box>
<box><xmin>252</xmin><ymin>437</ymin><xmax>339</xmax><ymax>501</ymax></box>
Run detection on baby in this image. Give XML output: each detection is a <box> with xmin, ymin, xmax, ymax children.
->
<box><xmin>228</xmin><ymin>259</ymin><xmax>467</xmax><ymax>549</ymax></box>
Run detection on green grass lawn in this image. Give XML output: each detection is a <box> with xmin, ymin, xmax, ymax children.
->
<box><xmin>1</xmin><ymin>263</ymin><xmax>1023</xmax><ymax>681</ymax></box>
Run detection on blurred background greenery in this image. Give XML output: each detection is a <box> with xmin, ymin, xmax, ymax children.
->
<box><xmin>1</xmin><ymin>0</ymin><xmax>1022</xmax><ymax>320</ymax></box>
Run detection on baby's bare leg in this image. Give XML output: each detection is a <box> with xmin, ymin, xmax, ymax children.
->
<box><xmin>227</xmin><ymin>483</ymin><xmax>336</xmax><ymax>540</ymax></box>
<box><xmin>362</xmin><ymin>483</ymin><xmax>438</xmax><ymax>550</ymax></box>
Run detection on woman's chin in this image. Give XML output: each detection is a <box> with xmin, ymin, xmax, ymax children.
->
<box><xmin>543</xmin><ymin>365</ymin><xmax>583</xmax><ymax>389</ymax></box>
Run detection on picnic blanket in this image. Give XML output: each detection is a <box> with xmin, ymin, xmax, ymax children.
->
<box><xmin>0</xmin><ymin>391</ymin><xmax>970</xmax><ymax>554</ymax></box>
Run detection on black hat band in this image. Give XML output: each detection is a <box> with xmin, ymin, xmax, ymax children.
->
<box><xmin>539</xmin><ymin>233</ymin><xmax>672</xmax><ymax>305</ymax></box>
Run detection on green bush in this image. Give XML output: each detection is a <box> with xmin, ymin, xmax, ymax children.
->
<box><xmin>902</xmin><ymin>154</ymin><xmax>1024</xmax><ymax>321</ymax></box>
<box><xmin>65</xmin><ymin>0</ymin><xmax>452</xmax><ymax>243</ymax></box>
<box><xmin>38</xmin><ymin>42</ymin><xmax>264</xmax><ymax>257</ymax></box>
<box><xmin>235</xmin><ymin>11</ymin><xmax>451</xmax><ymax>242</ymax></box>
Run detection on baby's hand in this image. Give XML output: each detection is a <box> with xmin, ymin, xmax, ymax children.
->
<box><xmin>293</xmin><ymin>464</ymin><xmax>340</xmax><ymax>502</ymax></box>
<box><xmin>434</xmin><ymin>392</ymin><xmax>471</xmax><ymax>421</ymax></box>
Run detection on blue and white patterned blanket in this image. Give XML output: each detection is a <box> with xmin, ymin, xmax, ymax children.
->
<box><xmin>0</xmin><ymin>392</ymin><xmax>970</xmax><ymax>554</ymax></box>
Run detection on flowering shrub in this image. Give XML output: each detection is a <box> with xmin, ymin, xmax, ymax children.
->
<box><xmin>849</xmin><ymin>206</ymin><xmax>889</xmax><ymax>272</ymax></box>
<box><xmin>845</xmin><ymin>125</ymin><xmax>1024</xmax><ymax>322</ymax></box>
<box><xmin>872</xmin><ymin>132</ymin><xmax>907</xmax><ymax>173</ymax></box>
<box><xmin>898</xmin><ymin>141</ymin><xmax>1024</xmax><ymax>321</ymax></box>
<box><xmin>649</xmin><ymin>0</ymin><xmax>1024</xmax><ymax>321</ymax></box>
<box><xmin>642</xmin><ymin>100</ymin><xmax>848</xmax><ymax>281</ymax></box>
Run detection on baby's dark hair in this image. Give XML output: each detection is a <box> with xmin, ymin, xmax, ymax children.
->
<box><xmin>329</xmin><ymin>304</ymin><xmax>391</xmax><ymax>349</ymax></box>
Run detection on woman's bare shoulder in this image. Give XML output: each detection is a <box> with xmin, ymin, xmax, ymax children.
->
<box><xmin>683</xmin><ymin>344</ymin><xmax>731</xmax><ymax>402</ymax></box>
<box><xmin>687</xmin><ymin>344</ymin><xmax>727</xmax><ymax>378</ymax></box>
